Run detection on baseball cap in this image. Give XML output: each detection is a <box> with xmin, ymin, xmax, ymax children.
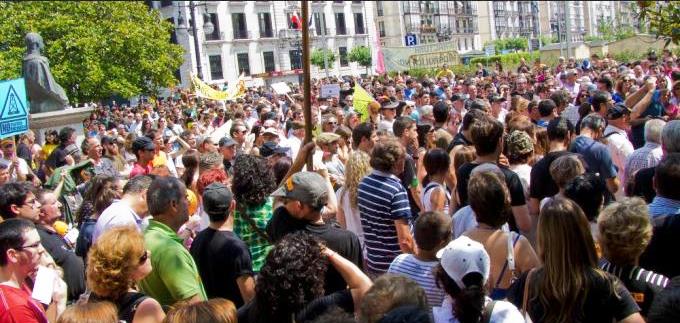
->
<box><xmin>262</xmin><ymin>127</ymin><xmax>279</xmax><ymax>137</ymax></box>
<box><xmin>132</xmin><ymin>136</ymin><xmax>155</xmax><ymax>153</ymax></box>
<box><xmin>260</xmin><ymin>141</ymin><xmax>290</xmax><ymax>158</ymax></box>
<box><xmin>202</xmin><ymin>183</ymin><xmax>233</xmax><ymax>217</ymax></box>
<box><xmin>505</xmin><ymin>130</ymin><xmax>534</xmax><ymax>158</ymax></box>
<box><xmin>0</xmin><ymin>159</ymin><xmax>10</xmax><ymax>169</ymax></box>
<box><xmin>271</xmin><ymin>171</ymin><xmax>329</xmax><ymax>209</ymax></box>
<box><xmin>101</xmin><ymin>135</ymin><xmax>115</xmax><ymax>146</ymax></box>
<box><xmin>218</xmin><ymin>137</ymin><xmax>237</xmax><ymax>148</ymax></box>
<box><xmin>316</xmin><ymin>132</ymin><xmax>341</xmax><ymax>145</ymax></box>
<box><xmin>489</xmin><ymin>94</ymin><xmax>506</xmax><ymax>103</ymax></box>
<box><xmin>381</xmin><ymin>100</ymin><xmax>399</xmax><ymax>109</ymax></box>
<box><xmin>436</xmin><ymin>236</ymin><xmax>491</xmax><ymax>289</ymax></box>
<box><xmin>607</xmin><ymin>102</ymin><xmax>632</xmax><ymax>120</ymax></box>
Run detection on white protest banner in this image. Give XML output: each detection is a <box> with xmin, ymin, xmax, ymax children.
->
<box><xmin>382</xmin><ymin>40</ymin><xmax>460</xmax><ymax>72</ymax></box>
<box><xmin>271</xmin><ymin>82</ymin><xmax>292</xmax><ymax>94</ymax></box>
<box><xmin>320</xmin><ymin>84</ymin><xmax>340</xmax><ymax>98</ymax></box>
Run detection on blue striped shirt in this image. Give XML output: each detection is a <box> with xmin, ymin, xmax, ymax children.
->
<box><xmin>358</xmin><ymin>170</ymin><xmax>412</xmax><ymax>274</ymax></box>
<box><xmin>648</xmin><ymin>197</ymin><xmax>680</xmax><ymax>219</ymax></box>
<box><xmin>388</xmin><ymin>254</ymin><xmax>445</xmax><ymax>308</ymax></box>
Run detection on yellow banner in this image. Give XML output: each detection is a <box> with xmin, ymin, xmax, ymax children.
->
<box><xmin>190</xmin><ymin>75</ymin><xmax>245</xmax><ymax>101</ymax></box>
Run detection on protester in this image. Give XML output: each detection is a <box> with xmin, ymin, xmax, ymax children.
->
<box><xmin>164</xmin><ymin>298</ymin><xmax>236</xmax><ymax>323</ymax></box>
<box><xmin>86</xmin><ymin>226</ymin><xmax>165</xmax><ymax>322</ymax></box>
<box><xmin>55</xmin><ymin>301</ymin><xmax>118</xmax><ymax>323</ymax></box>
<box><xmin>92</xmin><ymin>175</ymin><xmax>152</xmax><ymax>242</ymax></box>
<box><xmin>359</xmin><ymin>274</ymin><xmax>429</xmax><ymax>323</ymax></box>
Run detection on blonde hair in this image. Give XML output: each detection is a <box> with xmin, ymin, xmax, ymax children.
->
<box><xmin>550</xmin><ymin>154</ymin><xmax>585</xmax><ymax>188</ymax></box>
<box><xmin>164</xmin><ymin>298</ymin><xmax>236</xmax><ymax>323</ymax></box>
<box><xmin>597</xmin><ymin>197</ymin><xmax>652</xmax><ymax>265</ymax></box>
<box><xmin>87</xmin><ymin>226</ymin><xmax>146</xmax><ymax>300</ymax></box>
<box><xmin>344</xmin><ymin>151</ymin><xmax>372</xmax><ymax>208</ymax></box>
<box><xmin>57</xmin><ymin>301</ymin><xmax>118</xmax><ymax>323</ymax></box>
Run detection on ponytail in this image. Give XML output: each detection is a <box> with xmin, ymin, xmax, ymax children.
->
<box><xmin>434</xmin><ymin>265</ymin><xmax>486</xmax><ymax>323</ymax></box>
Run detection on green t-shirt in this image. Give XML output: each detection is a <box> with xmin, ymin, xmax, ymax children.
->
<box><xmin>234</xmin><ymin>197</ymin><xmax>274</xmax><ymax>272</ymax></box>
<box><xmin>139</xmin><ymin>220</ymin><xmax>207</xmax><ymax>307</ymax></box>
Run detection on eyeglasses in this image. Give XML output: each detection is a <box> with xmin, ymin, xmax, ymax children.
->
<box><xmin>23</xmin><ymin>198</ymin><xmax>39</xmax><ymax>208</ymax></box>
<box><xmin>326</xmin><ymin>122</ymin><xmax>337</xmax><ymax>125</ymax></box>
<box><xmin>139</xmin><ymin>250</ymin><xmax>149</xmax><ymax>264</ymax></box>
<box><xmin>17</xmin><ymin>241</ymin><xmax>41</xmax><ymax>251</ymax></box>
<box><xmin>2</xmin><ymin>144</ymin><xmax>13</xmax><ymax>149</ymax></box>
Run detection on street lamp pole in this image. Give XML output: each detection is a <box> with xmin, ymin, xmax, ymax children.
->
<box><xmin>189</xmin><ymin>1</ymin><xmax>204</xmax><ymax>80</ymax></box>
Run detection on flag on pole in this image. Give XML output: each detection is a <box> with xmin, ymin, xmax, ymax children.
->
<box><xmin>352</xmin><ymin>84</ymin><xmax>375</xmax><ymax>122</ymax></box>
<box><xmin>290</xmin><ymin>12</ymin><xmax>302</xmax><ymax>30</ymax></box>
<box><xmin>373</xmin><ymin>23</ymin><xmax>385</xmax><ymax>75</ymax></box>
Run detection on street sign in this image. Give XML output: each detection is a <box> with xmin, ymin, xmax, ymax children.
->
<box><xmin>484</xmin><ymin>45</ymin><xmax>495</xmax><ymax>57</ymax></box>
<box><xmin>0</xmin><ymin>78</ymin><xmax>29</xmax><ymax>139</ymax></box>
<box><xmin>405</xmin><ymin>34</ymin><xmax>417</xmax><ymax>47</ymax></box>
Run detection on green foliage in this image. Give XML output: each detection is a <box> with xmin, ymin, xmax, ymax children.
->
<box><xmin>538</xmin><ymin>35</ymin><xmax>554</xmax><ymax>46</ymax></box>
<box><xmin>470</xmin><ymin>51</ymin><xmax>540</xmax><ymax>68</ymax></box>
<box><xmin>488</xmin><ymin>37</ymin><xmax>529</xmax><ymax>53</ymax></box>
<box><xmin>611</xmin><ymin>50</ymin><xmax>648</xmax><ymax>63</ymax></box>
<box><xmin>310</xmin><ymin>48</ymin><xmax>336</xmax><ymax>69</ymax></box>
<box><xmin>348</xmin><ymin>46</ymin><xmax>371</xmax><ymax>67</ymax></box>
<box><xmin>0</xmin><ymin>1</ymin><xmax>184</xmax><ymax>103</ymax></box>
<box><xmin>637</xmin><ymin>1</ymin><xmax>680</xmax><ymax>46</ymax></box>
<box><xmin>586</xmin><ymin>19</ymin><xmax>637</xmax><ymax>43</ymax></box>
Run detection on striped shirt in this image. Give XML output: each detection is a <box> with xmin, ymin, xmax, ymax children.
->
<box><xmin>648</xmin><ymin>196</ymin><xmax>680</xmax><ymax>219</ymax></box>
<box><xmin>358</xmin><ymin>170</ymin><xmax>412</xmax><ymax>274</ymax></box>
<box><xmin>624</xmin><ymin>142</ymin><xmax>663</xmax><ymax>186</ymax></box>
<box><xmin>388</xmin><ymin>254</ymin><xmax>445</xmax><ymax>308</ymax></box>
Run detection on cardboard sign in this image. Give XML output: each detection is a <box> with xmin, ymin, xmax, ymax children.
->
<box><xmin>271</xmin><ymin>82</ymin><xmax>292</xmax><ymax>94</ymax></box>
<box><xmin>320</xmin><ymin>84</ymin><xmax>341</xmax><ymax>98</ymax></box>
<box><xmin>0</xmin><ymin>78</ymin><xmax>29</xmax><ymax>138</ymax></box>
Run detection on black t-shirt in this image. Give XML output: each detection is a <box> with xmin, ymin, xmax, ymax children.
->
<box><xmin>266</xmin><ymin>207</ymin><xmax>363</xmax><ymax>294</ymax></box>
<box><xmin>631</xmin><ymin>166</ymin><xmax>656</xmax><ymax>203</ymax></box>
<box><xmin>640</xmin><ymin>213</ymin><xmax>680</xmax><ymax>279</ymax></box>
<box><xmin>237</xmin><ymin>289</ymin><xmax>353</xmax><ymax>323</ymax></box>
<box><xmin>457</xmin><ymin>162</ymin><xmax>526</xmax><ymax>208</ymax></box>
<box><xmin>447</xmin><ymin>132</ymin><xmax>472</xmax><ymax>153</ymax></box>
<box><xmin>599</xmin><ymin>259</ymin><xmax>669</xmax><ymax>316</ymax></box>
<box><xmin>36</xmin><ymin>226</ymin><xmax>86</xmax><ymax>302</ymax></box>
<box><xmin>399</xmin><ymin>154</ymin><xmax>420</xmax><ymax>218</ymax></box>
<box><xmin>507</xmin><ymin>269</ymin><xmax>640</xmax><ymax>323</ymax></box>
<box><xmin>189</xmin><ymin>228</ymin><xmax>253</xmax><ymax>308</ymax></box>
<box><xmin>46</xmin><ymin>144</ymin><xmax>68</xmax><ymax>170</ymax></box>
<box><xmin>529</xmin><ymin>151</ymin><xmax>571</xmax><ymax>200</ymax></box>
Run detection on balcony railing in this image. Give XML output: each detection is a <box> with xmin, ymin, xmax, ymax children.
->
<box><xmin>233</xmin><ymin>30</ymin><xmax>252</xmax><ymax>40</ymax></box>
<box><xmin>205</xmin><ymin>31</ymin><xmax>226</xmax><ymax>41</ymax></box>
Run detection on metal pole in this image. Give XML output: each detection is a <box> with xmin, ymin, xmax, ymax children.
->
<box><xmin>189</xmin><ymin>1</ymin><xmax>203</xmax><ymax>80</ymax></box>
<box><xmin>322</xmin><ymin>24</ymin><xmax>329</xmax><ymax>79</ymax></box>
<box><xmin>564</xmin><ymin>1</ymin><xmax>571</xmax><ymax>59</ymax></box>
<box><xmin>301</xmin><ymin>1</ymin><xmax>313</xmax><ymax>171</ymax></box>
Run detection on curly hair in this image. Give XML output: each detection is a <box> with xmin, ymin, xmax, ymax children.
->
<box><xmin>254</xmin><ymin>232</ymin><xmax>327</xmax><ymax>319</ymax></box>
<box><xmin>76</xmin><ymin>175</ymin><xmax>116</xmax><ymax>224</ymax></box>
<box><xmin>370</xmin><ymin>138</ymin><xmax>405</xmax><ymax>172</ymax></box>
<box><xmin>550</xmin><ymin>154</ymin><xmax>586</xmax><ymax>188</ymax></box>
<box><xmin>87</xmin><ymin>226</ymin><xmax>146</xmax><ymax>301</ymax></box>
<box><xmin>597</xmin><ymin>197</ymin><xmax>652</xmax><ymax>265</ymax></box>
<box><xmin>232</xmin><ymin>154</ymin><xmax>276</xmax><ymax>208</ymax></box>
<box><xmin>344</xmin><ymin>151</ymin><xmax>372</xmax><ymax>208</ymax></box>
<box><xmin>359</xmin><ymin>274</ymin><xmax>428</xmax><ymax>323</ymax></box>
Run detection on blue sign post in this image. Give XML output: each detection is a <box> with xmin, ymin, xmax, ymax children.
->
<box><xmin>405</xmin><ymin>34</ymin><xmax>417</xmax><ymax>47</ymax></box>
<box><xmin>0</xmin><ymin>78</ymin><xmax>29</xmax><ymax>139</ymax></box>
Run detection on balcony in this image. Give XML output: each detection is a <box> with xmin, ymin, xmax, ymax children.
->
<box><xmin>404</xmin><ymin>24</ymin><xmax>421</xmax><ymax>33</ymax></box>
<box><xmin>205</xmin><ymin>31</ymin><xmax>226</xmax><ymax>42</ymax></box>
<box><xmin>233</xmin><ymin>30</ymin><xmax>253</xmax><ymax>40</ymax></box>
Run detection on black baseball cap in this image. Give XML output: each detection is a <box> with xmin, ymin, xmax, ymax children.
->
<box><xmin>202</xmin><ymin>183</ymin><xmax>233</xmax><ymax>217</ymax></box>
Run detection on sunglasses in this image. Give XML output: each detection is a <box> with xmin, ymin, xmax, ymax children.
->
<box><xmin>1</xmin><ymin>144</ymin><xmax>13</xmax><ymax>149</ymax></box>
<box><xmin>139</xmin><ymin>250</ymin><xmax>149</xmax><ymax>264</ymax></box>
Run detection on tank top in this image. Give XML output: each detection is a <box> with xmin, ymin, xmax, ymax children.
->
<box><xmin>421</xmin><ymin>181</ymin><xmax>451</xmax><ymax>215</ymax></box>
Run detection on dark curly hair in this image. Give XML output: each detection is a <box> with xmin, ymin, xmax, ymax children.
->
<box><xmin>232</xmin><ymin>154</ymin><xmax>276</xmax><ymax>208</ymax></box>
<box><xmin>254</xmin><ymin>232</ymin><xmax>328</xmax><ymax>320</ymax></box>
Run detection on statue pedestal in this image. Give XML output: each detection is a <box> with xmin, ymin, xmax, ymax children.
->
<box><xmin>30</xmin><ymin>107</ymin><xmax>94</xmax><ymax>145</ymax></box>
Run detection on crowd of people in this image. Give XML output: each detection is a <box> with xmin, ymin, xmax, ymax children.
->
<box><xmin>0</xmin><ymin>48</ymin><xmax>680</xmax><ymax>323</ymax></box>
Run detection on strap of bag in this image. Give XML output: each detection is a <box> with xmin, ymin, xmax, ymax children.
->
<box><xmin>503</xmin><ymin>224</ymin><xmax>518</xmax><ymax>280</ymax></box>
<box><xmin>480</xmin><ymin>300</ymin><xmax>497</xmax><ymax>323</ymax></box>
<box><xmin>237</xmin><ymin>203</ymin><xmax>272</xmax><ymax>244</ymax></box>
<box><xmin>522</xmin><ymin>268</ymin><xmax>536</xmax><ymax>318</ymax></box>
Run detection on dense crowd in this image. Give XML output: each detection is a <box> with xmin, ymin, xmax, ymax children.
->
<box><xmin>0</xmin><ymin>48</ymin><xmax>680</xmax><ymax>323</ymax></box>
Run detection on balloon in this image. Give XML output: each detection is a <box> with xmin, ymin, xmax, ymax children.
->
<box><xmin>53</xmin><ymin>221</ymin><xmax>68</xmax><ymax>236</ymax></box>
<box><xmin>187</xmin><ymin>189</ymin><xmax>199</xmax><ymax>216</ymax></box>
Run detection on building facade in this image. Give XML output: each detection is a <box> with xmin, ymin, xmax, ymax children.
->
<box><xmin>150</xmin><ymin>0</ymin><xmax>376</xmax><ymax>87</ymax></box>
<box><xmin>374</xmin><ymin>1</ymin><xmax>481</xmax><ymax>53</ymax></box>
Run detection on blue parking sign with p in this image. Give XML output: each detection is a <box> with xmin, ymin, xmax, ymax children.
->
<box><xmin>405</xmin><ymin>34</ymin><xmax>417</xmax><ymax>46</ymax></box>
<box><xmin>0</xmin><ymin>78</ymin><xmax>29</xmax><ymax>138</ymax></box>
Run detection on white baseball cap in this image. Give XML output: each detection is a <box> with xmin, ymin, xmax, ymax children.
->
<box><xmin>436</xmin><ymin>236</ymin><xmax>490</xmax><ymax>289</ymax></box>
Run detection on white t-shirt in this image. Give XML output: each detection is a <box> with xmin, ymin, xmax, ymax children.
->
<box><xmin>336</xmin><ymin>187</ymin><xmax>365</xmax><ymax>249</ymax></box>
<box><xmin>433</xmin><ymin>296</ymin><xmax>524</xmax><ymax>323</ymax></box>
<box><xmin>92</xmin><ymin>200</ymin><xmax>146</xmax><ymax>243</ymax></box>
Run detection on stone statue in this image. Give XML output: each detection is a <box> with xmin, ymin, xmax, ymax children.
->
<box><xmin>22</xmin><ymin>32</ymin><xmax>69</xmax><ymax>113</ymax></box>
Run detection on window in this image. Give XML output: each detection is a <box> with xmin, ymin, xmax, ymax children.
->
<box><xmin>377</xmin><ymin>1</ymin><xmax>384</xmax><ymax>16</ymax></box>
<box><xmin>378</xmin><ymin>21</ymin><xmax>386</xmax><ymax>37</ymax></box>
<box><xmin>263</xmin><ymin>51</ymin><xmax>275</xmax><ymax>72</ymax></box>
<box><xmin>232</xmin><ymin>13</ymin><xmax>247</xmax><ymax>39</ymax></box>
<box><xmin>339</xmin><ymin>47</ymin><xmax>348</xmax><ymax>67</ymax></box>
<box><xmin>354</xmin><ymin>13</ymin><xmax>365</xmax><ymax>34</ymax></box>
<box><xmin>166</xmin><ymin>18</ymin><xmax>178</xmax><ymax>44</ymax></box>
<box><xmin>258</xmin><ymin>12</ymin><xmax>273</xmax><ymax>38</ymax></box>
<box><xmin>206</xmin><ymin>13</ymin><xmax>221</xmax><ymax>40</ymax></box>
<box><xmin>313</xmin><ymin>12</ymin><xmax>327</xmax><ymax>35</ymax></box>
<box><xmin>237</xmin><ymin>53</ymin><xmax>250</xmax><ymax>75</ymax></box>
<box><xmin>160</xmin><ymin>0</ymin><xmax>173</xmax><ymax>7</ymax></box>
<box><xmin>335</xmin><ymin>12</ymin><xmax>346</xmax><ymax>35</ymax></box>
<box><xmin>209</xmin><ymin>55</ymin><xmax>223</xmax><ymax>80</ymax></box>
<box><xmin>289</xmin><ymin>50</ymin><xmax>302</xmax><ymax>70</ymax></box>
